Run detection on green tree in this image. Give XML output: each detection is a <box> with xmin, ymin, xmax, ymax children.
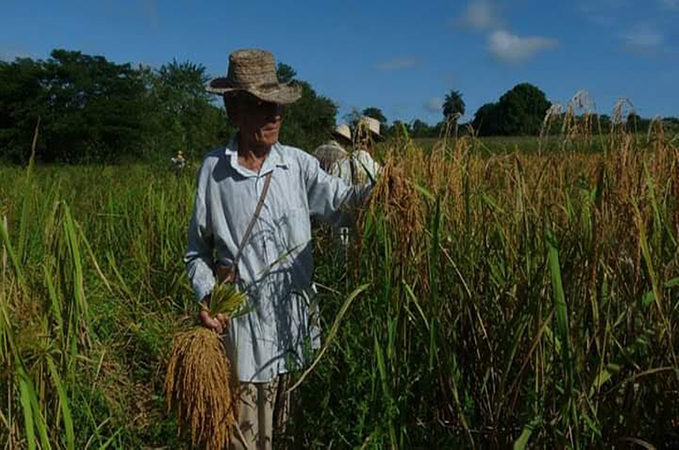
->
<box><xmin>276</xmin><ymin>63</ymin><xmax>297</xmax><ymax>84</ymax></box>
<box><xmin>495</xmin><ymin>83</ymin><xmax>551</xmax><ymax>135</ymax></box>
<box><xmin>411</xmin><ymin>119</ymin><xmax>432</xmax><ymax>138</ymax></box>
<box><xmin>279</xmin><ymin>81</ymin><xmax>337</xmax><ymax>151</ymax></box>
<box><xmin>0</xmin><ymin>57</ymin><xmax>47</xmax><ymax>163</ymax></box>
<box><xmin>143</xmin><ymin>59</ymin><xmax>227</xmax><ymax>161</ymax></box>
<box><xmin>275</xmin><ymin>62</ymin><xmax>338</xmax><ymax>151</ymax></box>
<box><xmin>0</xmin><ymin>50</ymin><xmax>148</xmax><ymax>163</ymax></box>
<box><xmin>663</xmin><ymin>117</ymin><xmax>679</xmax><ymax>132</ymax></box>
<box><xmin>443</xmin><ymin>90</ymin><xmax>465</xmax><ymax>121</ymax></box>
<box><xmin>472</xmin><ymin>102</ymin><xmax>501</xmax><ymax>136</ymax></box>
<box><xmin>443</xmin><ymin>90</ymin><xmax>465</xmax><ymax>139</ymax></box>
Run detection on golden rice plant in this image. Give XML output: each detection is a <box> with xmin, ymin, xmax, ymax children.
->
<box><xmin>354</xmin><ymin>150</ymin><xmax>427</xmax><ymax>292</ymax></box>
<box><xmin>165</xmin><ymin>284</ymin><xmax>246</xmax><ymax>449</ymax></box>
<box><xmin>363</xmin><ymin>153</ymin><xmax>424</xmax><ymax>258</ymax></box>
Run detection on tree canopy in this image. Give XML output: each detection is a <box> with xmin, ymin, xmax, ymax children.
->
<box><xmin>276</xmin><ymin>63</ymin><xmax>296</xmax><ymax>84</ymax></box>
<box><xmin>471</xmin><ymin>83</ymin><xmax>551</xmax><ymax>136</ymax></box>
<box><xmin>1</xmin><ymin>50</ymin><xmax>148</xmax><ymax>163</ymax></box>
<box><xmin>2</xmin><ymin>49</ymin><xmax>661</xmax><ymax>163</ymax></box>
<box><xmin>141</xmin><ymin>59</ymin><xmax>228</xmax><ymax>161</ymax></box>
<box><xmin>443</xmin><ymin>90</ymin><xmax>465</xmax><ymax>121</ymax></box>
<box><xmin>472</xmin><ymin>102</ymin><xmax>501</xmax><ymax>136</ymax></box>
<box><xmin>276</xmin><ymin>63</ymin><xmax>337</xmax><ymax>151</ymax></box>
<box><xmin>0</xmin><ymin>51</ymin><xmax>337</xmax><ymax>163</ymax></box>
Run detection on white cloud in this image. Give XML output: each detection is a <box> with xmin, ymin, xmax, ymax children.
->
<box><xmin>374</xmin><ymin>56</ymin><xmax>418</xmax><ymax>71</ymax></box>
<box><xmin>424</xmin><ymin>98</ymin><xmax>443</xmax><ymax>114</ymax></box>
<box><xmin>660</xmin><ymin>0</ymin><xmax>679</xmax><ymax>9</ymax></box>
<box><xmin>459</xmin><ymin>0</ymin><xmax>502</xmax><ymax>32</ymax></box>
<box><xmin>487</xmin><ymin>30</ymin><xmax>558</xmax><ymax>63</ymax></box>
<box><xmin>621</xmin><ymin>25</ymin><xmax>664</xmax><ymax>53</ymax></box>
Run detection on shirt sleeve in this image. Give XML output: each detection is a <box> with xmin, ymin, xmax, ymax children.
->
<box><xmin>300</xmin><ymin>151</ymin><xmax>371</xmax><ymax>227</ymax></box>
<box><xmin>184</xmin><ymin>159</ymin><xmax>216</xmax><ymax>302</ymax></box>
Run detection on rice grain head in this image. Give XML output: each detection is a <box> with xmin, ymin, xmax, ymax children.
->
<box><xmin>165</xmin><ymin>327</ymin><xmax>238</xmax><ymax>450</ymax></box>
<box><xmin>358</xmin><ymin>151</ymin><xmax>425</xmax><ymax>272</ymax></box>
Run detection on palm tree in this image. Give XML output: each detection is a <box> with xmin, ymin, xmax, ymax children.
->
<box><xmin>442</xmin><ymin>90</ymin><xmax>465</xmax><ymax>139</ymax></box>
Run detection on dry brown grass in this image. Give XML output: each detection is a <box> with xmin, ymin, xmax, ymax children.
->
<box><xmin>164</xmin><ymin>327</ymin><xmax>238</xmax><ymax>450</ymax></box>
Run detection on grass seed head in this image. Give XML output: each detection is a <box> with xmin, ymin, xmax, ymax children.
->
<box><xmin>358</xmin><ymin>151</ymin><xmax>425</xmax><ymax>276</ymax></box>
<box><xmin>165</xmin><ymin>327</ymin><xmax>238</xmax><ymax>450</ymax></box>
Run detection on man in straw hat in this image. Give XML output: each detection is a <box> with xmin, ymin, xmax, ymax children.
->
<box><xmin>184</xmin><ymin>49</ymin><xmax>371</xmax><ymax>449</ymax></box>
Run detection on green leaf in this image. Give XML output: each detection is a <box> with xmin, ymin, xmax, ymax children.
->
<box><xmin>209</xmin><ymin>283</ymin><xmax>247</xmax><ymax>316</ymax></box>
<box><xmin>47</xmin><ymin>357</ymin><xmax>75</xmax><ymax>450</ymax></box>
<box><xmin>514</xmin><ymin>417</ymin><xmax>540</xmax><ymax>450</ymax></box>
<box><xmin>287</xmin><ymin>283</ymin><xmax>370</xmax><ymax>392</ymax></box>
<box><xmin>18</xmin><ymin>367</ymin><xmax>36</xmax><ymax>450</ymax></box>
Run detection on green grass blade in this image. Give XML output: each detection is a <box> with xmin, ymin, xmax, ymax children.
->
<box><xmin>17</xmin><ymin>365</ymin><xmax>37</xmax><ymax>450</ymax></box>
<box><xmin>545</xmin><ymin>228</ymin><xmax>578</xmax><ymax>437</ymax></box>
<box><xmin>16</xmin><ymin>118</ymin><xmax>40</xmax><ymax>264</ymax></box>
<box><xmin>0</xmin><ymin>216</ymin><xmax>26</xmax><ymax>289</ymax></box>
<box><xmin>47</xmin><ymin>357</ymin><xmax>75</xmax><ymax>450</ymax></box>
<box><xmin>97</xmin><ymin>428</ymin><xmax>122</xmax><ymax>450</ymax></box>
<box><xmin>514</xmin><ymin>417</ymin><xmax>540</xmax><ymax>450</ymax></box>
<box><xmin>287</xmin><ymin>283</ymin><xmax>370</xmax><ymax>392</ymax></box>
<box><xmin>374</xmin><ymin>331</ymin><xmax>397</xmax><ymax>449</ymax></box>
<box><xmin>28</xmin><ymin>373</ymin><xmax>52</xmax><ymax>450</ymax></box>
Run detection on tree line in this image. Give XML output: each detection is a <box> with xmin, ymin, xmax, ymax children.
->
<box><xmin>0</xmin><ymin>50</ymin><xmax>336</xmax><ymax>164</ymax></box>
<box><xmin>1</xmin><ymin>49</ymin><xmax>676</xmax><ymax>164</ymax></box>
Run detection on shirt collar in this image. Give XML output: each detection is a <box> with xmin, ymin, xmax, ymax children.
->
<box><xmin>224</xmin><ymin>136</ymin><xmax>289</xmax><ymax>177</ymax></box>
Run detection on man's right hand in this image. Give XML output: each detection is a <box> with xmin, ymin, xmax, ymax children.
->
<box><xmin>198</xmin><ymin>296</ymin><xmax>229</xmax><ymax>334</ymax></box>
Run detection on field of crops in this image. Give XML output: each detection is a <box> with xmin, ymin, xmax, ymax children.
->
<box><xmin>1</xmin><ymin>127</ymin><xmax>679</xmax><ymax>448</ymax></box>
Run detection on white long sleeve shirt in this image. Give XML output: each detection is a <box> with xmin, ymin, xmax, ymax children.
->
<box><xmin>185</xmin><ymin>139</ymin><xmax>369</xmax><ymax>382</ymax></box>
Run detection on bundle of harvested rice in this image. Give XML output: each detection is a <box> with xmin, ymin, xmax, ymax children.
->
<box><xmin>165</xmin><ymin>283</ymin><xmax>246</xmax><ymax>449</ymax></box>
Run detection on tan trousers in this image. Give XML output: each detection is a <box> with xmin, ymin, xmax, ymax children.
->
<box><xmin>231</xmin><ymin>374</ymin><xmax>291</xmax><ymax>450</ymax></box>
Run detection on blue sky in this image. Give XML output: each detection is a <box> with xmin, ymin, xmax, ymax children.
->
<box><xmin>2</xmin><ymin>0</ymin><xmax>678</xmax><ymax>125</ymax></box>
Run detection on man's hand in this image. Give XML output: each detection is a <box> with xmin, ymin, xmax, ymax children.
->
<box><xmin>198</xmin><ymin>295</ymin><xmax>230</xmax><ymax>334</ymax></box>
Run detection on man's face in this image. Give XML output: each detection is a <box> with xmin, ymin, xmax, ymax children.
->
<box><xmin>229</xmin><ymin>95</ymin><xmax>286</xmax><ymax>150</ymax></box>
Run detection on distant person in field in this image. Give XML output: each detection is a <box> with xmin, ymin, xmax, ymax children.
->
<box><xmin>171</xmin><ymin>150</ymin><xmax>187</xmax><ymax>175</ymax></box>
<box><xmin>313</xmin><ymin>123</ymin><xmax>352</xmax><ymax>172</ymax></box>
<box><xmin>329</xmin><ymin>116</ymin><xmax>381</xmax><ymax>186</ymax></box>
<box><xmin>184</xmin><ymin>49</ymin><xmax>371</xmax><ymax>450</ymax></box>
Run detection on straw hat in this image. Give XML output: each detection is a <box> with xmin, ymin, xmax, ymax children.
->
<box><xmin>332</xmin><ymin>124</ymin><xmax>352</xmax><ymax>144</ymax></box>
<box><xmin>206</xmin><ymin>49</ymin><xmax>302</xmax><ymax>104</ymax></box>
<box><xmin>357</xmin><ymin>116</ymin><xmax>384</xmax><ymax>141</ymax></box>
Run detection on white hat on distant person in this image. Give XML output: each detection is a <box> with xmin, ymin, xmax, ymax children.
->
<box><xmin>332</xmin><ymin>124</ymin><xmax>352</xmax><ymax>144</ymax></box>
<box><xmin>357</xmin><ymin>116</ymin><xmax>384</xmax><ymax>141</ymax></box>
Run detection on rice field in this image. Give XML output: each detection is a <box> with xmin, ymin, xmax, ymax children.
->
<box><xmin>1</xmin><ymin>125</ymin><xmax>678</xmax><ymax>448</ymax></box>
